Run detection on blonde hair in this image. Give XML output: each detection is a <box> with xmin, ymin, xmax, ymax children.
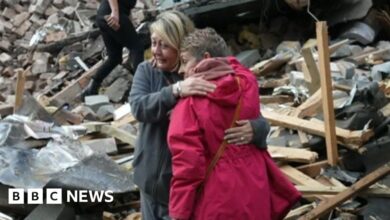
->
<box><xmin>150</xmin><ymin>10</ymin><xmax>195</xmax><ymax>51</ymax></box>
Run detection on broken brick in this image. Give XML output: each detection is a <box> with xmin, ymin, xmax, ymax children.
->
<box><xmin>32</xmin><ymin>52</ymin><xmax>51</xmax><ymax>75</ymax></box>
<box><xmin>28</xmin><ymin>0</ymin><xmax>52</xmax><ymax>15</ymax></box>
<box><xmin>0</xmin><ymin>53</ymin><xmax>12</xmax><ymax>64</ymax></box>
<box><xmin>13</xmin><ymin>20</ymin><xmax>32</xmax><ymax>37</ymax></box>
<box><xmin>12</xmin><ymin>11</ymin><xmax>30</xmax><ymax>27</ymax></box>
<box><xmin>45</xmin><ymin>5</ymin><xmax>59</xmax><ymax>17</ymax></box>
<box><xmin>2</xmin><ymin>7</ymin><xmax>16</xmax><ymax>20</ymax></box>
<box><xmin>0</xmin><ymin>40</ymin><xmax>11</xmax><ymax>52</ymax></box>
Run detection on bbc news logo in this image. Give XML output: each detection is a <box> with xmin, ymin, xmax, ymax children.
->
<box><xmin>8</xmin><ymin>188</ymin><xmax>114</xmax><ymax>204</ymax></box>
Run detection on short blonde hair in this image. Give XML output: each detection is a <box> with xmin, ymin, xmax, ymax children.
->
<box><xmin>150</xmin><ymin>10</ymin><xmax>195</xmax><ymax>51</ymax></box>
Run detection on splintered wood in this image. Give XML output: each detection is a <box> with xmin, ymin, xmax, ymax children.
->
<box><xmin>299</xmin><ymin>162</ymin><xmax>390</xmax><ymax>220</ymax></box>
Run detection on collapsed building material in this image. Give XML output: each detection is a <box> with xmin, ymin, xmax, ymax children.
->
<box><xmin>268</xmin><ymin>145</ymin><xmax>318</xmax><ymax>163</ymax></box>
<box><xmin>317</xmin><ymin>21</ymin><xmax>338</xmax><ymax>166</ymax></box>
<box><xmin>340</xmin><ymin>22</ymin><xmax>377</xmax><ymax>45</ymax></box>
<box><xmin>285</xmin><ymin>203</ymin><xmax>316</xmax><ymax>220</ymax></box>
<box><xmin>297</xmin><ymin>160</ymin><xmax>330</xmax><ymax>178</ymax></box>
<box><xmin>280</xmin><ymin>165</ymin><xmax>328</xmax><ymax>200</ymax></box>
<box><xmin>35</xmin><ymin>28</ymin><xmax>100</xmax><ymax>53</ymax></box>
<box><xmin>301</xmin><ymin>47</ymin><xmax>320</xmax><ymax>94</ymax></box>
<box><xmin>299</xmin><ymin>161</ymin><xmax>390</xmax><ymax>220</ymax></box>
<box><xmin>260</xmin><ymin>95</ymin><xmax>294</xmax><ymax>104</ymax></box>
<box><xmin>236</xmin><ymin>49</ymin><xmax>261</xmax><ymax>68</ymax></box>
<box><xmin>292</xmin><ymin>89</ymin><xmax>322</xmax><ymax>118</ymax></box>
<box><xmin>83</xmin><ymin>122</ymin><xmax>136</xmax><ymax>147</ymax></box>
<box><xmin>47</xmin><ymin>154</ymin><xmax>137</xmax><ymax>192</ymax></box>
<box><xmin>262</xmin><ymin>109</ymin><xmax>374</xmax><ymax>148</ymax></box>
<box><xmin>14</xmin><ymin>69</ymin><xmax>27</xmax><ymax>113</ymax></box>
<box><xmin>82</xmin><ymin>137</ymin><xmax>118</xmax><ymax>154</ymax></box>
<box><xmin>49</xmin><ymin>60</ymin><xmax>103</xmax><ymax>107</ymax></box>
<box><xmin>296</xmin><ymin>185</ymin><xmax>390</xmax><ymax>198</ymax></box>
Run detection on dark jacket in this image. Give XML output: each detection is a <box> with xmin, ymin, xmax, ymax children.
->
<box><xmin>129</xmin><ymin>61</ymin><xmax>181</xmax><ymax>204</ymax></box>
<box><xmin>129</xmin><ymin>60</ymin><xmax>270</xmax><ymax>205</ymax></box>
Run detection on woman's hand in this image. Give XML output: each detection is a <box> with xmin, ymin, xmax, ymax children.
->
<box><xmin>224</xmin><ymin>120</ymin><xmax>254</xmax><ymax>145</ymax></box>
<box><xmin>105</xmin><ymin>12</ymin><xmax>120</xmax><ymax>31</ymax></box>
<box><xmin>179</xmin><ymin>77</ymin><xmax>216</xmax><ymax>97</ymax></box>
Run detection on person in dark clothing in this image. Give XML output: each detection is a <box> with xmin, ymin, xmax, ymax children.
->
<box><xmin>83</xmin><ymin>0</ymin><xmax>144</xmax><ymax>96</ymax></box>
<box><xmin>129</xmin><ymin>11</ymin><xmax>270</xmax><ymax>220</ymax></box>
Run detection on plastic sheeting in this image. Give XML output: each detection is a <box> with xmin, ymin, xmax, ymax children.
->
<box><xmin>47</xmin><ymin>154</ymin><xmax>137</xmax><ymax>192</ymax></box>
<box><xmin>0</xmin><ymin>138</ymin><xmax>93</xmax><ymax>189</ymax></box>
<box><xmin>0</xmin><ymin>116</ymin><xmax>136</xmax><ymax>193</ymax></box>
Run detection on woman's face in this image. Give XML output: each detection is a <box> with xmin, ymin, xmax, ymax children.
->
<box><xmin>180</xmin><ymin>51</ymin><xmax>199</xmax><ymax>78</ymax></box>
<box><xmin>151</xmin><ymin>33</ymin><xmax>179</xmax><ymax>72</ymax></box>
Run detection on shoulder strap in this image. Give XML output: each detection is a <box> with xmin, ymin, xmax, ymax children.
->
<box><xmin>202</xmin><ymin>76</ymin><xmax>243</xmax><ymax>186</ymax></box>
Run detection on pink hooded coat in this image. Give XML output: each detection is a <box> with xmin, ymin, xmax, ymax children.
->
<box><xmin>167</xmin><ymin>57</ymin><xmax>300</xmax><ymax>220</ymax></box>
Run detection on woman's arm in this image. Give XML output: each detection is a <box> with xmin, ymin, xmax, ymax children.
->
<box><xmin>168</xmin><ymin>98</ymin><xmax>206</xmax><ymax>220</ymax></box>
<box><xmin>129</xmin><ymin>64</ymin><xmax>178</xmax><ymax>123</ymax></box>
<box><xmin>224</xmin><ymin>115</ymin><xmax>270</xmax><ymax>148</ymax></box>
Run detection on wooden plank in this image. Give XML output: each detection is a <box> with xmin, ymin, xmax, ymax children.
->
<box><xmin>14</xmin><ymin>68</ymin><xmax>27</xmax><ymax>113</ymax></box>
<box><xmin>297</xmin><ymin>185</ymin><xmax>346</xmax><ymax>195</ymax></box>
<box><xmin>363</xmin><ymin>188</ymin><xmax>390</xmax><ymax>198</ymax></box>
<box><xmin>281</xmin><ymin>165</ymin><xmax>325</xmax><ymax>187</ymax></box>
<box><xmin>101</xmin><ymin>125</ymin><xmax>136</xmax><ymax>147</ymax></box>
<box><xmin>292</xmin><ymin>89</ymin><xmax>322</xmax><ymax>146</ymax></box>
<box><xmin>333</xmin><ymin>83</ymin><xmax>352</xmax><ymax>92</ymax></box>
<box><xmin>262</xmin><ymin>110</ymin><xmax>373</xmax><ymax>148</ymax></box>
<box><xmin>111</xmin><ymin>114</ymin><xmax>137</xmax><ymax>128</ymax></box>
<box><xmin>259</xmin><ymin>95</ymin><xmax>294</xmax><ymax>104</ymax></box>
<box><xmin>49</xmin><ymin>60</ymin><xmax>102</xmax><ymax>107</ymax></box>
<box><xmin>268</xmin><ymin>145</ymin><xmax>318</xmax><ymax>163</ymax></box>
<box><xmin>299</xmin><ymin>162</ymin><xmax>390</xmax><ymax>220</ymax></box>
<box><xmin>82</xmin><ymin>122</ymin><xmax>136</xmax><ymax>147</ymax></box>
<box><xmin>296</xmin><ymin>185</ymin><xmax>390</xmax><ymax>198</ymax></box>
<box><xmin>317</xmin><ymin>21</ymin><xmax>338</xmax><ymax>166</ymax></box>
<box><xmin>280</xmin><ymin>165</ymin><xmax>327</xmax><ymax>200</ymax></box>
<box><xmin>302</xmin><ymin>48</ymin><xmax>321</xmax><ymax>94</ymax></box>
<box><xmin>290</xmin><ymin>39</ymin><xmax>350</xmax><ymax>71</ymax></box>
<box><xmin>329</xmin><ymin>39</ymin><xmax>351</xmax><ymax>54</ymax></box>
<box><xmin>285</xmin><ymin>203</ymin><xmax>315</xmax><ymax>220</ymax></box>
<box><xmin>353</xmin><ymin>47</ymin><xmax>390</xmax><ymax>65</ymax></box>
<box><xmin>258</xmin><ymin>76</ymin><xmax>289</xmax><ymax>88</ymax></box>
<box><xmin>297</xmin><ymin>160</ymin><xmax>329</xmax><ymax>178</ymax></box>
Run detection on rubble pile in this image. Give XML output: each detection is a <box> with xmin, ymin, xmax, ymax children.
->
<box><xmin>0</xmin><ymin>0</ymin><xmax>149</xmax><ymax>107</ymax></box>
<box><xmin>0</xmin><ymin>0</ymin><xmax>389</xmax><ymax>219</ymax></box>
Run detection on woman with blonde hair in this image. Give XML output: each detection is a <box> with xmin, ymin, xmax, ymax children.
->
<box><xmin>130</xmin><ymin>11</ymin><xmax>270</xmax><ymax>219</ymax></box>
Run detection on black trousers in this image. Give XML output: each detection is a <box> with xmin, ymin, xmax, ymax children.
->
<box><xmin>94</xmin><ymin>14</ymin><xmax>144</xmax><ymax>85</ymax></box>
<box><xmin>140</xmin><ymin>191</ymin><xmax>170</xmax><ymax>220</ymax></box>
